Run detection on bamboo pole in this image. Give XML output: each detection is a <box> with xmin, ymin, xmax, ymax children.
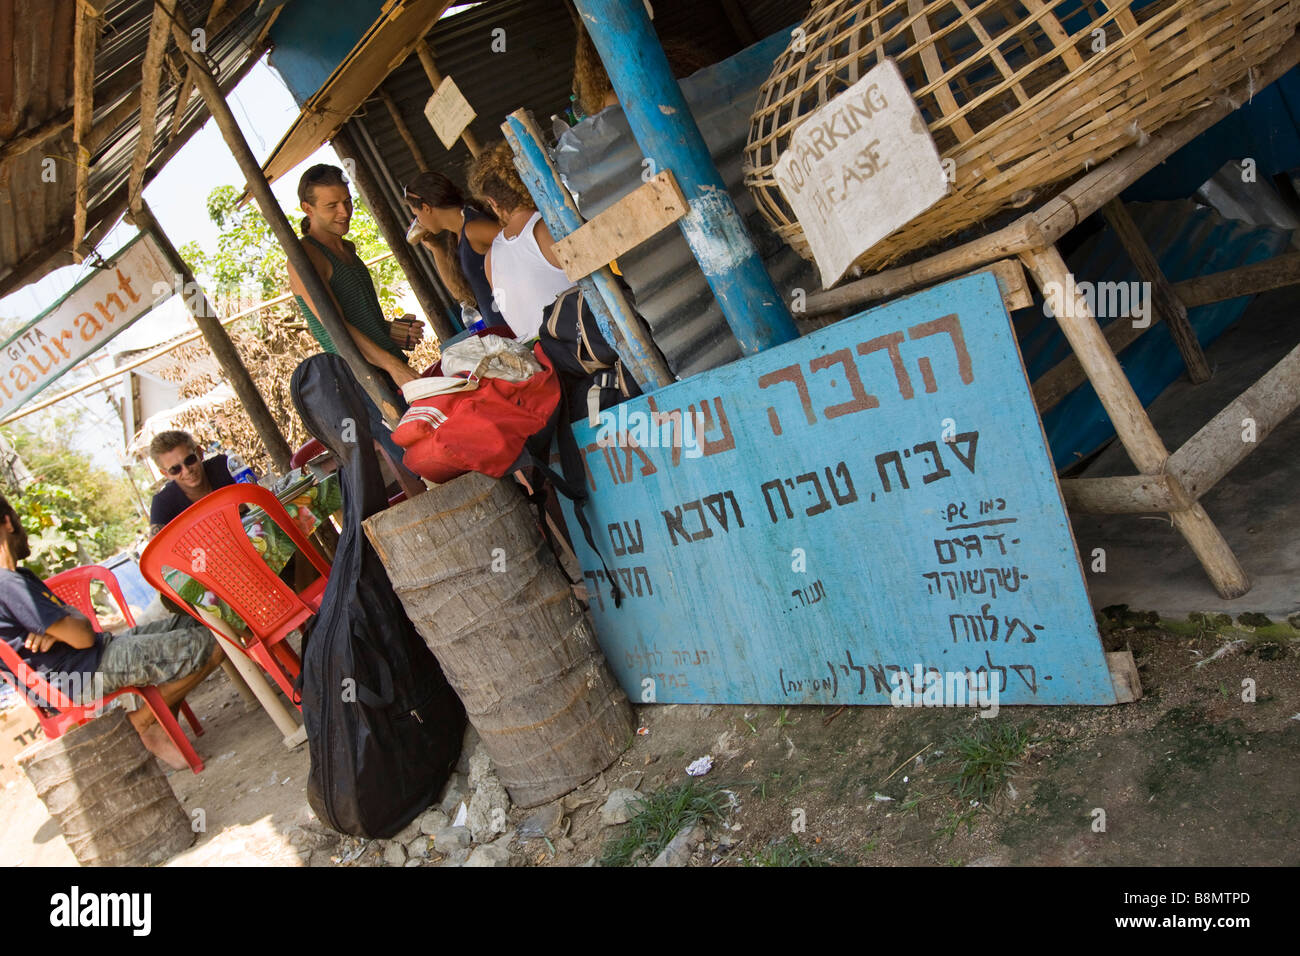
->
<box><xmin>1102</xmin><ymin>198</ymin><xmax>1210</xmax><ymax>383</ymax></box>
<box><xmin>379</xmin><ymin>88</ymin><xmax>429</xmax><ymax>172</ymax></box>
<box><xmin>331</xmin><ymin>127</ymin><xmax>456</xmax><ymax>343</ymax></box>
<box><xmin>173</xmin><ymin>15</ymin><xmax>404</xmax><ymax>427</ymax></box>
<box><xmin>70</xmin><ymin>0</ymin><xmax>102</xmax><ymax>258</ymax></box>
<box><xmin>1020</xmin><ymin>244</ymin><xmax>1250</xmax><ymax>599</ymax></box>
<box><xmin>130</xmin><ymin>199</ymin><xmax>293</xmax><ymax>472</ymax></box>
<box><xmin>127</xmin><ymin>0</ymin><xmax>178</xmax><ymax>215</ymax></box>
<box><xmin>415</xmin><ymin>38</ymin><xmax>481</xmax><ymax>157</ymax></box>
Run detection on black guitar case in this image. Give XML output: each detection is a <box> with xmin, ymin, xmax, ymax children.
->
<box><xmin>290</xmin><ymin>354</ymin><xmax>465</xmax><ymax>838</ymax></box>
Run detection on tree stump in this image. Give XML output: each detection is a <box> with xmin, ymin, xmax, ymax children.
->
<box><xmin>365</xmin><ymin>472</ymin><xmax>635</xmax><ymax>808</ymax></box>
<box><xmin>18</xmin><ymin>710</ymin><xmax>196</xmax><ymax>866</ymax></box>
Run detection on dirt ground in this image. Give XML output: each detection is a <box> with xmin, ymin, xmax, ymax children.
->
<box><xmin>1</xmin><ymin>613</ymin><xmax>1296</xmax><ymax>868</ymax></box>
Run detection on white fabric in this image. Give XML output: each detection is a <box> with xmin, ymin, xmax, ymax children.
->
<box><xmin>400</xmin><ymin>335</ymin><xmax>543</xmax><ymax>403</ymax></box>
<box><xmin>489</xmin><ymin>211</ymin><xmax>574</xmax><ymax>340</ymax></box>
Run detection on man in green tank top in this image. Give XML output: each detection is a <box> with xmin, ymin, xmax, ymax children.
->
<box><xmin>289</xmin><ymin>165</ymin><xmax>424</xmax><ymax>481</ymax></box>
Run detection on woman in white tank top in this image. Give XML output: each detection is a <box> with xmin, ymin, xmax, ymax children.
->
<box><xmin>468</xmin><ymin>141</ymin><xmax>575</xmax><ymax>341</ymax></box>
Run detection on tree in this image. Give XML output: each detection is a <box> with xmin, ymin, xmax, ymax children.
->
<box><xmin>0</xmin><ymin>412</ymin><xmax>147</xmax><ymax>578</ymax></box>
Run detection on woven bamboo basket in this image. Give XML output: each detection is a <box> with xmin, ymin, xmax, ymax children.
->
<box><xmin>745</xmin><ymin>0</ymin><xmax>1300</xmax><ymax>278</ymax></box>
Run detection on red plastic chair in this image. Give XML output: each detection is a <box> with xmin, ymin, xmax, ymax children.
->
<box><xmin>0</xmin><ymin>640</ymin><xmax>204</xmax><ymax>774</ymax></box>
<box><xmin>44</xmin><ymin>564</ymin><xmax>203</xmax><ymax>738</ymax></box>
<box><xmin>138</xmin><ymin>484</ymin><xmax>333</xmax><ymax>707</ymax></box>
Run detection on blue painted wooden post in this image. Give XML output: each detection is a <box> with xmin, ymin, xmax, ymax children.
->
<box><xmin>573</xmin><ymin>0</ymin><xmax>799</xmax><ymax>356</ymax></box>
<box><xmin>502</xmin><ymin>111</ymin><xmax>675</xmax><ymax>391</ymax></box>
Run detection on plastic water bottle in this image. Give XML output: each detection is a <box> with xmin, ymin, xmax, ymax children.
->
<box><xmin>461</xmin><ymin>302</ymin><xmax>486</xmax><ymax>334</ymax></box>
<box><xmin>227</xmin><ymin>451</ymin><xmax>257</xmax><ymax>484</ymax></box>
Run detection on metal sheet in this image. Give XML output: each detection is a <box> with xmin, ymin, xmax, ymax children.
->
<box><xmin>562</xmin><ymin>273</ymin><xmax>1115</xmax><ymax>706</ymax></box>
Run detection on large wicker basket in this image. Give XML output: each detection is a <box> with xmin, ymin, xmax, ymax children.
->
<box><xmin>745</xmin><ymin>0</ymin><xmax>1300</xmax><ymax>278</ymax></box>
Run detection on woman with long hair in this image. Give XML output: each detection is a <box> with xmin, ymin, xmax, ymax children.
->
<box><xmin>403</xmin><ymin>171</ymin><xmax>502</xmax><ymax>325</ymax></box>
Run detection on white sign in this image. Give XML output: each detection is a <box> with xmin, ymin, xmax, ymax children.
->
<box><xmin>0</xmin><ymin>233</ymin><xmax>173</xmax><ymax>418</ymax></box>
<box><xmin>424</xmin><ymin>74</ymin><xmax>476</xmax><ymax>149</ymax></box>
<box><xmin>773</xmin><ymin>59</ymin><xmax>947</xmax><ymax>286</ymax></box>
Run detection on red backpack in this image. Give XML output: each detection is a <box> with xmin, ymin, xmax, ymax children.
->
<box><xmin>392</xmin><ymin>341</ymin><xmax>562</xmax><ymax>484</ymax></box>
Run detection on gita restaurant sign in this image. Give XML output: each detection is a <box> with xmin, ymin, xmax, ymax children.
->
<box><xmin>0</xmin><ymin>234</ymin><xmax>173</xmax><ymax>419</ymax></box>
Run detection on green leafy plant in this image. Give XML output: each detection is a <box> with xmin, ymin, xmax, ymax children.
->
<box><xmin>745</xmin><ymin>835</ymin><xmax>841</xmax><ymax>867</ymax></box>
<box><xmin>944</xmin><ymin>721</ymin><xmax>1035</xmax><ymax>806</ymax></box>
<box><xmin>599</xmin><ymin>781</ymin><xmax>729</xmax><ymax>867</ymax></box>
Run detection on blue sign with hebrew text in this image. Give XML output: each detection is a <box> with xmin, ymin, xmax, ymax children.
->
<box><xmin>561</xmin><ymin>273</ymin><xmax>1116</xmax><ymax>705</ymax></box>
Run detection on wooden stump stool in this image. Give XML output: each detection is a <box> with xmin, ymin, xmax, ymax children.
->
<box><xmin>366</xmin><ymin>472</ymin><xmax>635</xmax><ymax>808</ymax></box>
<box><xmin>18</xmin><ymin>710</ymin><xmax>196</xmax><ymax>866</ymax></box>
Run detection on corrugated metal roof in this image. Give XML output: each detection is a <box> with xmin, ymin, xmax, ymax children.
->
<box><xmin>0</xmin><ymin>0</ymin><xmax>276</xmax><ymax>298</ymax></box>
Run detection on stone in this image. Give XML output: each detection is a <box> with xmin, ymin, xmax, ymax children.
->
<box><xmin>467</xmin><ymin>750</ymin><xmax>495</xmax><ymax>790</ymax></box>
<box><xmin>382</xmin><ymin>842</ymin><xmax>407</xmax><ymax>866</ymax></box>
<box><xmin>518</xmin><ymin>802</ymin><xmax>564</xmax><ymax>839</ymax></box>
<box><xmin>466</xmin><ymin>761</ymin><xmax>510</xmax><ymax>843</ymax></box>
<box><xmin>650</xmin><ymin>826</ymin><xmax>705</xmax><ymax>867</ymax></box>
<box><xmin>404</xmin><ymin>858</ymin><xmax>423</xmax><ymax>867</ymax></box>
<box><xmin>600</xmin><ymin>788</ymin><xmax>643</xmax><ymax>826</ymax></box>
<box><xmin>393</xmin><ymin>815</ymin><xmax>423</xmax><ymax>846</ymax></box>
<box><xmin>433</xmin><ymin>826</ymin><xmax>471</xmax><ymax>855</ymax></box>
<box><xmin>465</xmin><ymin>841</ymin><xmax>512</xmax><ymax>867</ymax></box>
<box><xmin>455</xmin><ymin>723</ymin><xmax>481</xmax><ymax>775</ymax></box>
<box><xmin>444</xmin><ymin>846</ymin><xmax>471</xmax><ymax>866</ymax></box>
<box><xmin>406</xmin><ymin>835</ymin><xmax>430</xmax><ymax>858</ymax></box>
<box><xmin>419</xmin><ymin>809</ymin><xmax>449</xmax><ymax>835</ymax></box>
<box><xmin>439</xmin><ymin>772</ymin><xmax>468</xmax><ymax>816</ymax></box>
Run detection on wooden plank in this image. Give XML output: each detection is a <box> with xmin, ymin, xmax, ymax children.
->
<box><xmin>1059</xmin><ymin>474</ymin><xmax>1180</xmax><ymax>515</ymax></box>
<box><xmin>127</xmin><ymin>0</ymin><xmax>178</xmax><ymax>215</ymax></box>
<box><xmin>1167</xmin><ymin>342</ymin><xmax>1300</xmax><ymax>497</ymax></box>
<box><xmin>552</xmin><ymin>170</ymin><xmax>688</xmax><ymax>282</ymax></box>
<box><xmin>1103</xmin><ymin>198</ymin><xmax>1211</xmax><ymax>382</ymax></box>
<box><xmin>1107</xmin><ymin>650</ymin><xmax>1142</xmax><ymax>704</ymax></box>
<box><xmin>1020</xmin><ymin>244</ymin><xmax>1250</xmax><ymax>600</ymax></box>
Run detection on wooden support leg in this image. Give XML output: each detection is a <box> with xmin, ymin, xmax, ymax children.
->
<box><xmin>1102</xmin><ymin>198</ymin><xmax>1212</xmax><ymax>383</ymax></box>
<box><xmin>1020</xmin><ymin>245</ymin><xmax>1250</xmax><ymax>599</ymax></box>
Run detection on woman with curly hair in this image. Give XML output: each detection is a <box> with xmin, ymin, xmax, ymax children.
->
<box><xmin>403</xmin><ymin>170</ymin><xmax>503</xmax><ymax>324</ymax></box>
<box><xmin>467</xmin><ymin>140</ymin><xmax>575</xmax><ymax>341</ymax></box>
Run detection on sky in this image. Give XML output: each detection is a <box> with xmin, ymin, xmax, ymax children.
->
<box><xmin>0</xmin><ymin>55</ymin><xmax>342</xmax><ymax>470</ymax></box>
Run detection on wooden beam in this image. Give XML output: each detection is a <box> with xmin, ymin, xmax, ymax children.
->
<box><xmin>415</xmin><ymin>38</ymin><xmax>481</xmax><ymax>157</ymax></box>
<box><xmin>71</xmin><ymin>0</ymin><xmax>102</xmax><ymax>258</ymax></box>
<box><xmin>1173</xmin><ymin>250</ymin><xmax>1300</xmax><ymax>308</ymax></box>
<box><xmin>379</xmin><ymin>88</ymin><xmax>429</xmax><ymax>172</ymax></box>
<box><xmin>1102</xmin><ymin>198</ymin><xmax>1211</xmax><ymax>383</ymax></box>
<box><xmin>551</xmin><ymin>170</ymin><xmax>688</xmax><ymax>282</ymax></box>
<box><xmin>127</xmin><ymin>0</ymin><xmax>178</xmax><ymax>216</ymax></box>
<box><xmin>1059</xmin><ymin>474</ymin><xmax>1180</xmax><ymax>515</ymax></box>
<box><xmin>0</xmin><ymin>110</ymin><xmax>72</xmax><ymax>166</ymax></box>
<box><xmin>130</xmin><ymin>199</ymin><xmax>293</xmax><ymax>472</ymax></box>
<box><xmin>1167</xmin><ymin>341</ymin><xmax>1300</xmax><ymax>498</ymax></box>
<box><xmin>1020</xmin><ymin>244</ymin><xmax>1250</xmax><ymax>599</ymax></box>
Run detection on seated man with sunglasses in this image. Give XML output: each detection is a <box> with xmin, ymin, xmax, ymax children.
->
<box><xmin>148</xmin><ymin>430</ymin><xmax>235</xmax><ymax>537</ymax></box>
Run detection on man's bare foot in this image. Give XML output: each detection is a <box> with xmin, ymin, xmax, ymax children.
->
<box><xmin>136</xmin><ymin>722</ymin><xmax>190</xmax><ymax>771</ymax></box>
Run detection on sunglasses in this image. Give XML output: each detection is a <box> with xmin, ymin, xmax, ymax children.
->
<box><xmin>403</xmin><ymin>184</ymin><xmax>426</xmax><ymax>208</ymax></box>
<box><xmin>166</xmin><ymin>453</ymin><xmax>200</xmax><ymax>476</ymax></box>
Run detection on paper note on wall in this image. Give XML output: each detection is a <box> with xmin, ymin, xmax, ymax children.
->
<box><xmin>424</xmin><ymin>75</ymin><xmax>476</xmax><ymax>149</ymax></box>
<box><xmin>773</xmin><ymin>58</ymin><xmax>948</xmax><ymax>286</ymax></box>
